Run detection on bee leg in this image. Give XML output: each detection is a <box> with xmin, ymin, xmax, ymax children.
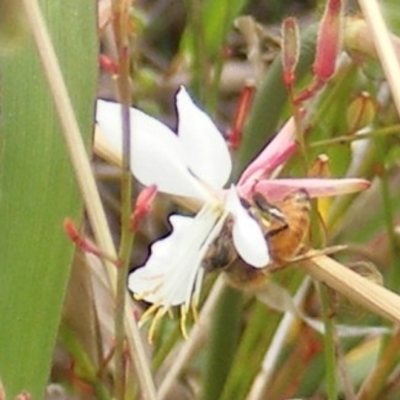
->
<box><xmin>291</xmin><ymin>245</ymin><xmax>347</xmax><ymax>262</ymax></box>
<box><xmin>270</xmin><ymin>245</ymin><xmax>348</xmax><ymax>270</ymax></box>
<box><xmin>265</xmin><ymin>222</ymin><xmax>289</xmax><ymax>239</ymax></box>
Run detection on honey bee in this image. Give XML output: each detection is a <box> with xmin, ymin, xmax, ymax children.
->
<box><xmin>202</xmin><ymin>189</ymin><xmax>311</xmax><ymax>290</ymax></box>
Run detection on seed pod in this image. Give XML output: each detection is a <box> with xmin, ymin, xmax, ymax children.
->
<box><xmin>346</xmin><ymin>91</ymin><xmax>377</xmax><ymax>132</ymax></box>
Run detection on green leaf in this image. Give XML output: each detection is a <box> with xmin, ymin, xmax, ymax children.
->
<box><xmin>182</xmin><ymin>0</ymin><xmax>247</xmax><ymax>61</ymax></box>
<box><xmin>0</xmin><ymin>1</ymin><xmax>97</xmax><ymax>398</ymax></box>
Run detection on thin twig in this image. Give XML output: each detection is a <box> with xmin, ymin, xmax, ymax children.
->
<box><xmin>303</xmin><ymin>255</ymin><xmax>400</xmax><ymax>324</ymax></box>
<box><xmin>246</xmin><ymin>278</ymin><xmax>311</xmax><ymax>400</ymax></box>
<box><xmin>20</xmin><ymin>1</ymin><xmax>157</xmax><ymax>399</ymax></box>
<box><xmin>310</xmin><ymin>124</ymin><xmax>400</xmax><ymax>148</ymax></box>
<box><xmin>157</xmin><ymin>277</ymin><xmax>226</xmax><ymax>400</ymax></box>
<box><xmin>110</xmin><ymin>0</ymin><xmax>134</xmax><ymax>397</ymax></box>
<box><xmin>356</xmin><ymin>328</ymin><xmax>400</xmax><ymax>400</ymax></box>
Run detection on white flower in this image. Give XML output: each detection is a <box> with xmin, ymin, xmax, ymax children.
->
<box><xmin>96</xmin><ymin>87</ymin><xmax>270</xmax><ymax>316</ymax></box>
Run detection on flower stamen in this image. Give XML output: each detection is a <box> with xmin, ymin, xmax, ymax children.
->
<box><xmin>191</xmin><ymin>300</ymin><xmax>199</xmax><ymax>323</ymax></box>
<box><xmin>138</xmin><ymin>303</ymin><xmax>161</xmax><ymax>328</ymax></box>
<box><xmin>148</xmin><ymin>307</ymin><xmax>168</xmax><ymax>343</ymax></box>
<box><xmin>180</xmin><ymin>305</ymin><xmax>190</xmax><ymax>339</ymax></box>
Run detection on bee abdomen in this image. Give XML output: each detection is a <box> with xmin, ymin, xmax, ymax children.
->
<box><xmin>223</xmin><ymin>259</ymin><xmax>269</xmax><ymax>290</ymax></box>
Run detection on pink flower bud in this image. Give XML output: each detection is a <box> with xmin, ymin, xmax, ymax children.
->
<box><xmin>309</xmin><ymin>154</ymin><xmax>330</xmax><ymax>178</ymax></box>
<box><xmin>295</xmin><ymin>0</ymin><xmax>343</xmax><ymax>103</ymax></box>
<box><xmin>314</xmin><ymin>0</ymin><xmax>343</xmax><ymax>82</ymax></box>
<box><xmin>99</xmin><ymin>54</ymin><xmax>119</xmax><ymax>75</ymax></box>
<box><xmin>131</xmin><ymin>184</ymin><xmax>158</xmax><ymax>231</ymax></box>
<box><xmin>64</xmin><ymin>219</ymin><xmax>121</xmax><ymax>266</ymax></box>
<box><xmin>346</xmin><ymin>91</ymin><xmax>376</xmax><ymax>132</ymax></box>
<box><xmin>282</xmin><ymin>17</ymin><xmax>300</xmax><ymax>86</ymax></box>
<box><xmin>227</xmin><ymin>83</ymin><xmax>255</xmax><ymax>150</ymax></box>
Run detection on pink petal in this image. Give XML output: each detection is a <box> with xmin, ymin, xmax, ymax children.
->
<box><xmin>238</xmin><ymin>178</ymin><xmax>370</xmax><ymax>202</ymax></box>
<box><xmin>177</xmin><ymin>87</ymin><xmax>232</xmax><ymax>189</ymax></box>
<box><xmin>238</xmin><ymin>117</ymin><xmax>297</xmax><ymax>186</ymax></box>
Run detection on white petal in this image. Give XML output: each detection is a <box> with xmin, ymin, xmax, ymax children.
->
<box><xmin>128</xmin><ymin>215</ymin><xmax>192</xmax><ymax>306</ymax></box>
<box><xmin>176</xmin><ymin>87</ymin><xmax>232</xmax><ymax>189</ymax></box>
<box><xmin>225</xmin><ymin>186</ymin><xmax>270</xmax><ymax>268</ymax></box>
<box><xmin>96</xmin><ymin>100</ymin><xmax>208</xmax><ymax>200</ymax></box>
<box><xmin>129</xmin><ymin>203</ymin><xmax>224</xmax><ymax>307</ymax></box>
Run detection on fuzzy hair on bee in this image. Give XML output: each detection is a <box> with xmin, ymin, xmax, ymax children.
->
<box><xmin>258</xmin><ymin>189</ymin><xmax>311</xmax><ymax>264</ymax></box>
<box><xmin>202</xmin><ymin>217</ymin><xmax>270</xmax><ymax>290</ymax></box>
<box><xmin>202</xmin><ymin>189</ymin><xmax>311</xmax><ymax>290</ymax></box>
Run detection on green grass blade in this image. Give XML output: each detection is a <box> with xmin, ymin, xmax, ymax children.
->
<box><xmin>0</xmin><ymin>1</ymin><xmax>97</xmax><ymax>398</ymax></box>
<box><xmin>182</xmin><ymin>0</ymin><xmax>247</xmax><ymax>61</ymax></box>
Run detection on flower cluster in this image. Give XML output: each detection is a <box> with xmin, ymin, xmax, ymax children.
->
<box><xmin>96</xmin><ymin>87</ymin><xmax>369</xmax><ymax>335</ymax></box>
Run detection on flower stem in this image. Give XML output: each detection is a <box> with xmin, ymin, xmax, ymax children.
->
<box><xmin>115</xmin><ymin>168</ymin><xmax>134</xmax><ymax>399</ymax></box>
<box><xmin>357</xmin><ymin>329</ymin><xmax>400</xmax><ymax>400</ymax></box>
<box><xmin>374</xmin><ymin>136</ymin><xmax>400</xmax><ymax>289</ymax></box>
<box><xmin>109</xmin><ymin>0</ymin><xmax>139</xmax><ymax>396</ymax></box>
<box><xmin>310</xmin><ymin>124</ymin><xmax>400</xmax><ymax>148</ymax></box>
<box><xmin>199</xmin><ymin>286</ymin><xmax>243</xmax><ymax>400</ymax></box>
<box><xmin>157</xmin><ymin>277</ymin><xmax>226</xmax><ymax>400</ymax></box>
<box><xmin>288</xmin><ymin>87</ymin><xmax>309</xmax><ymax>175</ymax></box>
<box><xmin>246</xmin><ymin>277</ymin><xmax>311</xmax><ymax>400</ymax></box>
<box><xmin>59</xmin><ymin>324</ymin><xmax>112</xmax><ymax>400</ymax></box>
<box><xmin>317</xmin><ymin>283</ymin><xmax>338</xmax><ymax>400</ymax></box>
